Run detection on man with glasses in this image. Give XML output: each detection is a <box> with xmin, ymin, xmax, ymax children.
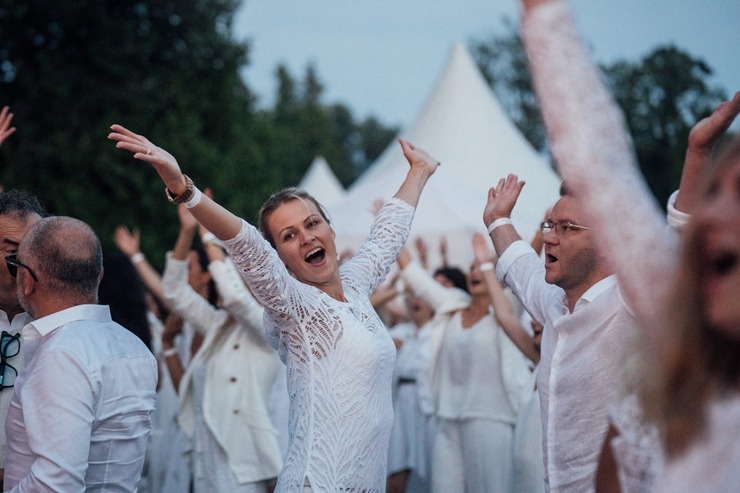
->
<box><xmin>482</xmin><ymin>177</ymin><xmax>639</xmax><ymax>492</ymax></box>
<box><xmin>0</xmin><ymin>190</ymin><xmax>46</xmax><ymax>487</ymax></box>
<box><xmin>3</xmin><ymin>216</ymin><xmax>157</xmax><ymax>492</ymax></box>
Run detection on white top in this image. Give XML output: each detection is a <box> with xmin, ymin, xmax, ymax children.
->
<box><xmin>609</xmin><ymin>394</ymin><xmax>662</xmax><ymax>493</ymax></box>
<box><xmin>162</xmin><ymin>254</ymin><xmax>283</xmax><ymax>484</ymax></box>
<box><xmin>0</xmin><ymin>311</ymin><xmax>30</xmax><ymax>469</ymax></box>
<box><xmin>4</xmin><ymin>304</ymin><xmax>157</xmax><ymax>492</ymax></box>
<box><xmin>656</xmin><ymin>394</ymin><xmax>740</xmax><ymax>493</ymax></box>
<box><xmin>436</xmin><ymin>310</ymin><xmax>519</xmax><ymax>421</ymax></box>
<box><xmin>497</xmin><ymin>241</ymin><xmax>638</xmax><ymax>492</ymax></box>
<box><xmin>401</xmin><ymin>260</ymin><xmax>528</xmax><ymax>419</ymax></box>
<box><xmin>223</xmin><ymin>197</ymin><xmax>414</xmax><ymax>493</ymax></box>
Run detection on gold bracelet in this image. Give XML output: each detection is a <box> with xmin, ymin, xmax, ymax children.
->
<box><xmin>165</xmin><ymin>174</ymin><xmax>195</xmax><ymax>204</ymax></box>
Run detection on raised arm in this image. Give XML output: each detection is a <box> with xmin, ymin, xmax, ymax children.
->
<box><xmin>114</xmin><ymin>225</ymin><xmax>170</xmax><ymax>310</ymax></box>
<box><xmin>483</xmin><ymin>174</ymin><xmax>527</xmax><ymax>258</ymax></box>
<box><xmin>392</xmin><ymin>139</ymin><xmax>439</xmax><ymax>207</ymax></box>
<box><xmin>675</xmin><ymin>91</ymin><xmax>740</xmax><ymax>215</ymax></box>
<box><xmin>472</xmin><ymin>232</ymin><xmax>539</xmax><ymax>364</ymax></box>
<box><xmin>0</xmin><ymin>106</ymin><xmax>16</xmax><ymax>146</ymax></box>
<box><xmin>518</xmin><ymin>0</ymin><xmax>676</xmax><ymax>325</ymax></box>
<box><xmin>108</xmin><ymin>124</ymin><xmax>242</xmax><ymax>241</ymax></box>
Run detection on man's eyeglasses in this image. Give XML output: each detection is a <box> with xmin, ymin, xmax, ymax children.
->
<box><xmin>0</xmin><ymin>331</ymin><xmax>20</xmax><ymax>391</ymax></box>
<box><xmin>540</xmin><ymin>221</ymin><xmax>593</xmax><ymax>236</ymax></box>
<box><xmin>5</xmin><ymin>255</ymin><xmax>39</xmax><ymax>282</ymax></box>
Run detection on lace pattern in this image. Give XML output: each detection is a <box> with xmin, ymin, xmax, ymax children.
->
<box><xmin>224</xmin><ymin>198</ymin><xmax>414</xmax><ymax>493</ymax></box>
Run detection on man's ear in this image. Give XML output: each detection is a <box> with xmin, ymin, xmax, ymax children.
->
<box><xmin>21</xmin><ymin>270</ymin><xmax>36</xmax><ymax>297</ymax></box>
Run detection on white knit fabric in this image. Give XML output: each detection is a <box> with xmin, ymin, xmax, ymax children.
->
<box><xmin>224</xmin><ymin>198</ymin><xmax>414</xmax><ymax>493</ymax></box>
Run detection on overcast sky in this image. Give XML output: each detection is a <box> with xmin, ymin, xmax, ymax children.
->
<box><xmin>234</xmin><ymin>0</ymin><xmax>739</xmax><ymax>130</ymax></box>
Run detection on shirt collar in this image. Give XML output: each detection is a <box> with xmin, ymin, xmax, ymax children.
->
<box><xmin>574</xmin><ymin>275</ymin><xmax>617</xmax><ymax>309</ymax></box>
<box><xmin>27</xmin><ymin>305</ymin><xmax>112</xmax><ymax>337</ymax></box>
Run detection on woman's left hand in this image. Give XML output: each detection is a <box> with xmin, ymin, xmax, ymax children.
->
<box><xmin>399</xmin><ymin>139</ymin><xmax>440</xmax><ymax>177</ymax></box>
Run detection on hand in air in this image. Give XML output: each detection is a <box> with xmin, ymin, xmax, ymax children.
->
<box><xmin>108</xmin><ymin>124</ymin><xmax>186</xmax><ymax>194</ymax></box>
<box><xmin>399</xmin><ymin>139</ymin><xmax>440</xmax><ymax>177</ymax></box>
<box><xmin>0</xmin><ymin>106</ymin><xmax>16</xmax><ymax>146</ymax></box>
<box><xmin>483</xmin><ymin>174</ymin><xmax>525</xmax><ymax>227</ymax></box>
<box><xmin>688</xmin><ymin>91</ymin><xmax>740</xmax><ymax>155</ymax></box>
<box><xmin>114</xmin><ymin>225</ymin><xmax>141</xmax><ymax>257</ymax></box>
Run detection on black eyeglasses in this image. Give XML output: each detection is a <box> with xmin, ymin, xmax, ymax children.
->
<box><xmin>540</xmin><ymin>221</ymin><xmax>593</xmax><ymax>236</ymax></box>
<box><xmin>5</xmin><ymin>255</ymin><xmax>39</xmax><ymax>282</ymax></box>
<box><xmin>0</xmin><ymin>331</ymin><xmax>20</xmax><ymax>391</ymax></box>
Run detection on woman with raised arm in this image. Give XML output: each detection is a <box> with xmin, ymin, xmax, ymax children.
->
<box><xmin>514</xmin><ymin>0</ymin><xmax>740</xmax><ymax>491</ymax></box>
<box><xmin>108</xmin><ymin>125</ymin><xmax>438</xmax><ymax>493</ymax></box>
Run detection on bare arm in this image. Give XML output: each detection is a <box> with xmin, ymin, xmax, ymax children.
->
<box><xmin>114</xmin><ymin>225</ymin><xmax>170</xmax><ymax>310</ymax></box>
<box><xmin>483</xmin><ymin>174</ymin><xmax>527</xmax><ymax>258</ymax></box>
<box><xmin>392</xmin><ymin>139</ymin><xmax>439</xmax><ymax>207</ymax></box>
<box><xmin>473</xmin><ymin>232</ymin><xmax>539</xmax><ymax>364</ymax></box>
<box><xmin>160</xmin><ymin>314</ymin><xmax>186</xmax><ymax>393</ymax></box>
<box><xmin>0</xmin><ymin>106</ymin><xmax>16</xmax><ymax>146</ymax></box>
<box><xmin>108</xmin><ymin>125</ymin><xmax>243</xmax><ymax>241</ymax></box>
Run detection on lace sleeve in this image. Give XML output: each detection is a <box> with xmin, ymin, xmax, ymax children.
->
<box><xmin>521</xmin><ymin>0</ymin><xmax>679</xmax><ymax>330</ymax></box>
<box><xmin>341</xmin><ymin>198</ymin><xmax>415</xmax><ymax>295</ymax></box>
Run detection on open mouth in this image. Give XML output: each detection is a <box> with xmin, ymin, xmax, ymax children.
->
<box><xmin>545</xmin><ymin>253</ymin><xmax>558</xmax><ymax>265</ymax></box>
<box><xmin>304</xmin><ymin>247</ymin><xmax>326</xmax><ymax>264</ymax></box>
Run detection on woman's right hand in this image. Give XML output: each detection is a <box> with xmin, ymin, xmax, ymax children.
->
<box><xmin>108</xmin><ymin>124</ymin><xmax>189</xmax><ymax>196</ymax></box>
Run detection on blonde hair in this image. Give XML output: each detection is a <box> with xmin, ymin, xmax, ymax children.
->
<box><xmin>640</xmin><ymin>134</ymin><xmax>740</xmax><ymax>457</ymax></box>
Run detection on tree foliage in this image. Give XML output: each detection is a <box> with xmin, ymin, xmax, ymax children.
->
<box><xmin>471</xmin><ymin>25</ymin><xmax>728</xmax><ymax>207</ymax></box>
<box><xmin>0</xmin><ymin>0</ymin><xmax>397</xmax><ymax>266</ymax></box>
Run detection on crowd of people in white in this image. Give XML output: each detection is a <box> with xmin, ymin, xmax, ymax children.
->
<box><xmin>0</xmin><ymin>0</ymin><xmax>739</xmax><ymax>492</ymax></box>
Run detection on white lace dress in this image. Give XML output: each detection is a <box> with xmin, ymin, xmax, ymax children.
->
<box><xmin>224</xmin><ymin>198</ymin><xmax>414</xmax><ymax>493</ymax></box>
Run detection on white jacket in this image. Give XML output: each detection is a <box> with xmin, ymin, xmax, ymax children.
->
<box><xmin>162</xmin><ymin>254</ymin><xmax>282</xmax><ymax>484</ymax></box>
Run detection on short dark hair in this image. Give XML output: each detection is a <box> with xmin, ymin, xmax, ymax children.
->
<box><xmin>0</xmin><ymin>189</ymin><xmax>48</xmax><ymax>220</ymax></box>
<box><xmin>258</xmin><ymin>187</ymin><xmax>330</xmax><ymax>247</ymax></box>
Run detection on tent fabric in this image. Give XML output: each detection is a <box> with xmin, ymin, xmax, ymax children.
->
<box><xmin>327</xmin><ymin>41</ymin><xmax>562</xmax><ymax>266</ymax></box>
<box><xmin>297</xmin><ymin>156</ymin><xmax>347</xmax><ymax>208</ymax></box>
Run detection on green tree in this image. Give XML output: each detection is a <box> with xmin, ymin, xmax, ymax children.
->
<box><xmin>471</xmin><ymin>29</ymin><xmax>727</xmax><ymax>206</ymax></box>
<box><xmin>602</xmin><ymin>46</ymin><xmax>726</xmax><ymax>205</ymax></box>
<box><xmin>0</xmin><ymin>0</ymin><xmax>272</xmax><ymax>263</ymax></box>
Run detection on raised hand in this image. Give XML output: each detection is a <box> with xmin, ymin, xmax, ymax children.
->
<box><xmin>472</xmin><ymin>232</ymin><xmax>495</xmax><ymax>265</ymax></box>
<box><xmin>483</xmin><ymin>174</ymin><xmax>526</xmax><ymax>227</ymax></box>
<box><xmin>177</xmin><ymin>204</ymin><xmax>199</xmax><ymax>232</ymax></box>
<box><xmin>108</xmin><ymin>124</ymin><xmax>187</xmax><ymax>195</ymax></box>
<box><xmin>114</xmin><ymin>225</ymin><xmax>141</xmax><ymax>257</ymax></box>
<box><xmin>0</xmin><ymin>106</ymin><xmax>16</xmax><ymax>146</ymax></box>
<box><xmin>687</xmin><ymin>91</ymin><xmax>740</xmax><ymax>154</ymax></box>
<box><xmin>399</xmin><ymin>139</ymin><xmax>440</xmax><ymax>177</ymax></box>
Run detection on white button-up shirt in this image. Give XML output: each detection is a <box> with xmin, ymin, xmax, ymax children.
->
<box><xmin>497</xmin><ymin>241</ymin><xmax>638</xmax><ymax>493</ymax></box>
<box><xmin>4</xmin><ymin>304</ymin><xmax>157</xmax><ymax>492</ymax></box>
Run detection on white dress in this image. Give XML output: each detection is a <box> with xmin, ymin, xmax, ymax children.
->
<box><xmin>224</xmin><ymin>198</ymin><xmax>414</xmax><ymax>493</ymax></box>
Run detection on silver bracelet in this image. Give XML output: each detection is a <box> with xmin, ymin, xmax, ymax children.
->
<box><xmin>479</xmin><ymin>262</ymin><xmax>495</xmax><ymax>272</ymax></box>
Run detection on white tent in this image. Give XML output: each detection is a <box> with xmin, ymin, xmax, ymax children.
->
<box><xmin>327</xmin><ymin>41</ymin><xmax>561</xmax><ymax>267</ymax></box>
<box><xmin>297</xmin><ymin>156</ymin><xmax>347</xmax><ymax>208</ymax></box>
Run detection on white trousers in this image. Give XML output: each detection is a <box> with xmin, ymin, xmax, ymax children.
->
<box><xmin>431</xmin><ymin>418</ymin><xmax>514</xmax><ymax>493</ymax></box>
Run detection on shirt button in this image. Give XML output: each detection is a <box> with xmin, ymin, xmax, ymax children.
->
<box><xmin>230</xmin><ymin>376</ymin><xmax>237</xmax><ymax>383</ymax></box>
<box><xmin>233</xmin><ymin>409</ymin><xmax>239</xmax><ymax>414</ymax></box>
<box><xmin>233</xmin><ymin>344</ymin><xmax>240</xmax><ymax>350</ymax></box>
